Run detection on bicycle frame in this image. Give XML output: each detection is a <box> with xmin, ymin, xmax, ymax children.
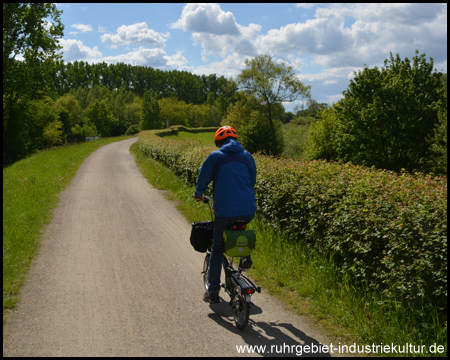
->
<box><xmin>222</xmin><ymin>256</ymin><xmax>261</xmax><ymax>301</ymax></box>
<box><xmin>197</xmin><ymin>196</ymin><xmax>260</xmax><ymax>330</ymax></box>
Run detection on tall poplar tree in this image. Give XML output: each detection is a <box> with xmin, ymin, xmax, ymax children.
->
<box><xmin>140</xmin><ymin>90</ymin><xmax>162</xmax><ymax>130</ymax></box>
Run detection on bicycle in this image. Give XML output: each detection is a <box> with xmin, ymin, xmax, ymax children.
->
<box><xmin>198</xmin><ymin>196</ymin><xmax>261</xmax><ymax>330</ymax></box>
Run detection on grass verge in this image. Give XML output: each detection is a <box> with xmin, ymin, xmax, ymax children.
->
<box><xmin>3</xmin><ymin>136</ymin><xmax>135</xmax><ymax>322</ymax></box>
<box><xmin>131</xmin><ymin>139</ymin><xmax>447</xmax><ymax>357</ymax></box>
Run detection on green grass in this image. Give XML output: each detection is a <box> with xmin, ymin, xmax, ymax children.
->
<box><xmin>161</xmin><ymin>130</ymin><xmax>216</xmax><ymax>146</ymax></box>
<box><xmin>131</xmin><ymin>140</ymin><xmax>210</xmax><ymax>223</ymax></box>
<box><xmin>250</xmin><ymin>219</ymin><xmax>447</xmax><ymax>354</ymax></box>
<box><xmin>3</xmin><ymin>136</ymin><xmax>135</xmax><ymax>322</ymax></box>
<box><xmin>131</xmin><ymin>133</ymin><xmax>447</xmax><ymax>357</ymax></box>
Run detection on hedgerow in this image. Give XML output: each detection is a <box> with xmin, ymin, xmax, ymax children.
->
<box><xmin>138</xmin><ymin>129</ymin><xmax>447</xmax><ymax>314</ymax></box>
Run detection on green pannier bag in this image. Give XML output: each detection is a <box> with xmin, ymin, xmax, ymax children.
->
<box><xmin>223</xmin><ymin>230</ymin><xmax>256</xmax><ymax>257</ymax></box>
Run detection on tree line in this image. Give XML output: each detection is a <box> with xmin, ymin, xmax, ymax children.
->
<box><xmin>49</xmin><ymin>60</ymin><xmax>231</xmax><ymax>104</ymax></box>
<box><xmin>3</xmin><ymin>4</ymin><xmax>447</xmax><ymax>176</ymax></box>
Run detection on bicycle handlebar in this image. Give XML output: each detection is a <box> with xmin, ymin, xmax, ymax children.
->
<box><xmin>193</xmin><ymin>195</ymin><xmax>211</xmax><ymax>204</ymax></box>
<box><xmin>193</xmin><ymin>195</ymin><xmax>214</xmax><ymax>220</ymax></box>
<box><xmin>203</xmin><ymin>196</ymin><xmax>211</xmax><ymax>204</ymax></box>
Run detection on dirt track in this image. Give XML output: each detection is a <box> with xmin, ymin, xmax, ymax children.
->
<box><xmin>3</xmin><ymin>138</ymin><xmax>339</xmax><ymax>357</ymax></box>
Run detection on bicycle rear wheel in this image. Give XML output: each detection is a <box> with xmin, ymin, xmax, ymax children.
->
<box><xmin>232</xmin><ymin>290</ymin><xmax>249</xmax><ymax>330</ymax></box>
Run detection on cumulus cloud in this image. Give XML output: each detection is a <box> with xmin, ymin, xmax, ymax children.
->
<box><xmin>171</xmin><ymin>3</ymin><xmax>261</xmax><ymax>59</ymax></box>
<box><xmin>256</xmin><ymin>3</ymin><xmax>447</xmax><ymax>68</ymax></box>
<box><xmin>58</xmin><ymin>39</ymin><xmax>102</xmax><ymax>62</ymax></box>
<box><xmin>70</xmin><ymin>23</ymin><xmax>93</xmax><ymax>33</ymax></box>
<box><xmin>295</xmin><ymin>4</ymin><xmax>317</xmax><ymax>10</ymax></box>
<box><xmin>170</xmin><ymin>3</ymin><xmax>240</xmax><ymax>35</ymax></box>
<box><xmin>102</xmin><ymin>47</ymin><xmax>188</xmax><ymax>69</ymax></box>
<box><xmin>98</xmin><ymin>25</ymin><xmax>108</xmax><ymax>34</ymax></box>
<box><xmin>101</xmin><ymin>22</ymin><xmax>169</xmax><ymax>49</ymax></box>
<box><xmin>190</xmin><ymin>53</ymin><xmax>249</xmax><ymax>78</ymax></box>
<box><xmin>191</xmin><ymin>23</ymin><xmax>260</xmax><ymax>58</ymax></box>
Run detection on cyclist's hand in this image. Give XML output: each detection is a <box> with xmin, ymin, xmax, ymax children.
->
<box><xmin>193</xmin><ymin>195</ymin><xmax>205</xmax><ymax>202</ymax></box>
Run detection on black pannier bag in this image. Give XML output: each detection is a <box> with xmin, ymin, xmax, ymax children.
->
<box><xmin>190</xmin><ymin>221</ymin><xmax>214</xmax><ymax>253</ymax></box>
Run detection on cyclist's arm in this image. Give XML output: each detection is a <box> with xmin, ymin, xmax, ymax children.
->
<box><xmin>194</xmin><ymin>153</ymin><xmax>216</xmax><ymax>198</ymax></box>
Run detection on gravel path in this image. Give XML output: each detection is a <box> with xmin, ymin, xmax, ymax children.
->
<box><xmin>3</xmin><ymin>138</ymin><xmax>339</xmax><ymax>357</ymax></box>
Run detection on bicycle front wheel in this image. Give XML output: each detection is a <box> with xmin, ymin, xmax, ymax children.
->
<box><xmin>203</xmin><ymin>253</ymin><xmax>210</xmax><ymax>291</ymax></box>
<box><xmin>232</xmin><ymin>291</ymin><xmax>249</xmax><ymax>330</ymax></box>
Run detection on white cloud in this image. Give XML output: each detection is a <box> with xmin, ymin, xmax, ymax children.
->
<box><xmin>58</xmin><ymin>39</ymin><xmax>102</xmax><ymax>62</ymax></box>
<box><xmin>165</xmin><ymin>50</ymin><xmax>189</xmax><ymax>69</ymax></box>
<box><xmin>98</xmin><ymin>25</ymin><xmax>108</xmax><ymax>34</ymax></box>
<box><xmin>102</xmin><ymin>47</ymin><xmax>188</xmax><ymax>69</ymax></box>
<box><xmin>103</xmin><ymin>47</ymin><xmax>166</xmax><ymax>66</ymax></box>
<box><xmin>190</xmin><ymin>53</ymin><xmax>249</xmax><ymax>78</ymax></box>
<box><xmin>170</xmin><ymin>3</ymin><xmax>240</xmax><ymax>35</ymax></box>
<box><xmin>171</xmin><ymin>4</ymin><xmax>261</xmax><ymax>59</ymax></box>
<box><xmin>191</xmin><ymin>22</ymin><xmax>260</xmax><ymax>58</ymax></box>
<box><xmin>255</xmin><ymin>3</ymin><xmax>447</xmax><ymax>69</ymax></box>
<box><xmin>101</xmin><ymin>22</ymin><xmax>169</xmax><ymax>49</ymax></box>
<box><xmin>295</xmin><ymin>4</ymin><xmax>317</xmax><ymax>10</ymax></box>
<box><xmin>285</xmin><ymin>54</ymin><xmax>307</xmax><ymax>72</ymax></box>
<box><xmin>70</xmin><ymin>23</ymin><xmax>93</xmax><ymax>33</ymax></box>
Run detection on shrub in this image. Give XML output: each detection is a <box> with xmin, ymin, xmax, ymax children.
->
<box><xmin>43</xmin><ymin>120</ymin><xmax>64</xmax><ymax>147</ymax></box>
<box><xmin>138</xmin><ymin>129</ymin><xmax>447</xmax><ymax>314</ymax></box>
<box><xmin>125</xmin><ymin>124</ymin><xmax>140</xmax><ymax>135</ymax></box>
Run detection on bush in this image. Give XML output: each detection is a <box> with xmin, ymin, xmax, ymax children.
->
<box><xmin>125</xmin><ymin>124</ymin><xmax>140</xmax><ymax>135</ymax></box>
<box><xmin>137</xmin><ymin>129</ymin><xmax>447</xmax><ymax>314</ymax></box>
<box><xmin>43</xmin><ymin>120</ymin><xmax>64</xmax><ymax>147</ymax></box>
<box><xmin>240</xmin><ymin>117</ymin><xmax>284</xmax><ymax>156</ymax></box>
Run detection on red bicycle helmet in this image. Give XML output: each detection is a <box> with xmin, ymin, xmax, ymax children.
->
<box><xmin>214</xmin><ymin>126</ymin><xmax>238</xmax><ymax>143</ymax></box>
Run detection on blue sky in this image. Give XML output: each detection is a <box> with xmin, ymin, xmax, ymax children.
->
<box><xmin>55</xmin><ymin>3</ymin><xmax>447</xmax><ymax>111</ymax></box>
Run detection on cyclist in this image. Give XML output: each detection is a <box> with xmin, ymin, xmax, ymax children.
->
<box><xmin>194</xmin><ymin>126</ymin><xmax>257</xmax><ymax>304</ymax></box>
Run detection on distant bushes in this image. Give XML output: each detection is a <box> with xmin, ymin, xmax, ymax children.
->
<box><xmin>138</xmin><ymin>129</ymin><xmax>447</xmax><ymax>313</ymax></box>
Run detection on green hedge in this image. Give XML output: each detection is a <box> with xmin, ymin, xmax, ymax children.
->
<box><xmin>138</xmin><ymin>130</ymin><xmax>447</xmax><ymax>313</ymax></box>
<box><xmin>155</xmin><ymin>125</ymin><xmax>217</xmax><ymax>138</ymax></box>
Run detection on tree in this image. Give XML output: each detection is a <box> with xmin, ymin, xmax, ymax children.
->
<box><xmin>55</xmin><ymin>93</ymin><xmax>82</xmax><ymax>125</ymax></box>
<box><xmin>304</xmin><ymin>108</ymin><xmax>340</xmax><ymax>160</ymax></box>
<box><xmin>27</xmin><ymin>97</ymin><xmax>59</xmax><ymax>152</ymax></box>
<box><xmin>240</xmin><ymin>116</ymin><xmax>284</xmax><ymax>156</ymax></box>
<box><xmin>237</xmin><ymin>54</ymin><xmax>311</xmax><ymax>133</ymax></box>
<box><xmin>57</xmin><ymin>107</ymin><xmax>72</xmax><ymax>141</ymax></box>
<box><xmin>83</xmin><ymin>100</ymin><xmax>117</xmax><ymax>137</ymax></box>
<box><xmin>223</xmin><ymin>93</ymin><xmax>284</xmax><ymax>155</ymax></box>
<box><xmin>123</xmin><ymin>96</ymin><xmax>142</xmax><ymax>128</ymax></box>
<box><xmin>222</xmin><ymin>99</ymin><xmax>252</xmax><ymax>134</ymax></box>
<box><xmin>140</xmin><ymin>90</ymin><xmax>162</xmax><ymax>130</ymax></box>
<box><xmin>43</xmin><ymin>120</ymin><xmax>64</xmax><ymax>147</ymax></box>
<box><xmin>3</xmin><ymin>3</ymin><xmax>64</xmax><ymax>163</ymax></box>
<box><xmin>158</xmin><ymin>97</ymin><xmax>188</xmax><ymax>128</ymax></box>
<box><xmin>335</xmin><ymin>51</ymin><xmax>445</xmax><ymax>172</ymax></box>
<box><xmin>295</xmin><ymin>100</ymin><xmax>329</xmax><ymax>118</ymax></box>
<box><xmin>71</xmin><ymin>123</ymin><xmax>98</xmax><ymax>142</ymax></box>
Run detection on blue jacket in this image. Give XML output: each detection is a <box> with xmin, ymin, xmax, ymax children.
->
<box><xmin>194</xmin><ymin>139</ymin><xmax>257</xmax><ymax>217</ymax></box>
